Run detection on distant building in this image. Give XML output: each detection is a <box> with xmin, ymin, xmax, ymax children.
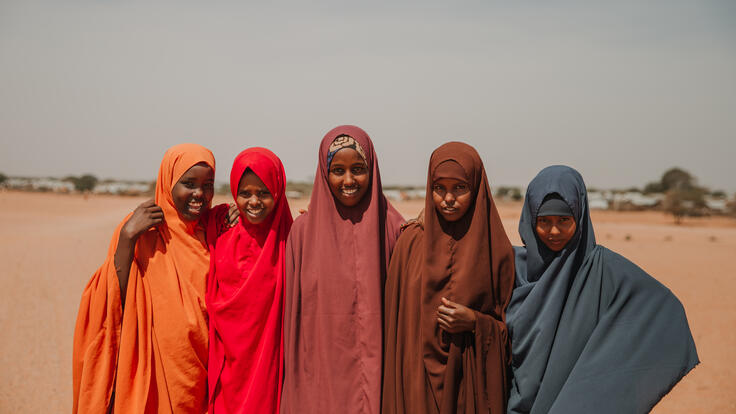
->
<box><xmin>587</xmin><ymin>191</ymin><xmax>609</xmax><ymax>210</ymax></box>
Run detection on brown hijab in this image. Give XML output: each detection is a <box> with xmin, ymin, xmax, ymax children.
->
<box><xmin>383</xmin><ymin>141</ymin><xmax>515</xmax><ymax>414</ymax></box>
<box><xmin>281</xmin><ymin>125</ymin><xmax>404</xmax><ymax>414</ymax></box>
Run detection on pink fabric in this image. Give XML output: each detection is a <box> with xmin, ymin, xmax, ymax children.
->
<box><xmin>281</xmin><ymin>125</ymin><xmax>405</xmax><ymax>414</ymax></box>
<box><xmin>205</xmin><ymin>147</ymin><xmax>293</xmax><ymax>414</ymax></box>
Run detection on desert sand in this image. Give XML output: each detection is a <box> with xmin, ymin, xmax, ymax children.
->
<box><xmin>0</xmin><ymin>191</ymin><xmax>733</xmax><ymax>412</ymax></box>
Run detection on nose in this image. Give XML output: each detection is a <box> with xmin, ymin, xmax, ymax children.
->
<box><xmin>549</xmin><ymin>225</ymin><xmax>561</xmax><ymax>235</ymax></box>
<box><xmin>444</xmin><ymin>192</ymin><xmax>456</xmax><ymax>205</ymax></box>
<box><xmin>192</xmin><ymin>186</ymin><xmax>203</xmax><ymax>197</ymax></box>
<box><xmin>247</xmin><ymin>195</ymin><xmax>261</xmax><ymax>206</ymax></box>
<box><xmin>344</xmin><ymin>173</ymin><xmax>355</xmax><ymax>186</ymax></box>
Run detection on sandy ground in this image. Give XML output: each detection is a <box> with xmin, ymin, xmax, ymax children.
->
<box><xmin>0</xmin><ymin>191</ymin><xmax>734</xmax><ymax>413</ymax></box>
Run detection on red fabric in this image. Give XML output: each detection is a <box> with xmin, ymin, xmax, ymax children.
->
<box><xmin>281</xmin><ymin>125</ymin><xmax>405</xmax><ymax>414</ymax></box>
<box><xmin>205</xmin><ymin>147</ymin><xmax>293</xmax><ymax>414</ymax></box>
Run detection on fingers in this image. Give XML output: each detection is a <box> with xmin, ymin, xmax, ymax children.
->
<box><xmin>140</xmin><ymin>198</ymin><xmax>156</xmax><ymax>208</ymax></box>
<box><xmin>437</xmin><ymin>317</ymin><xmax>451</xmax><ymax>332</ymax></box>
<box><xmin>441</xmin><ymin>297</ymin><xmax>456</xmax><ymax>308</ymax></box>
<box><xmin>437</xmin><ymin>305</ymin><xmax>455</xmax><ymax>316</ymax></box>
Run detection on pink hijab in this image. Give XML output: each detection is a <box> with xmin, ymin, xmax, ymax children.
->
<box><xmin>206</xmin><ymin>147</ymin><xmax>293</xmax><ymax>413</ymax></box>
<box><xmin>281</xmin><ymin>125</ymin><xmax>404</xmax><ymax>414</ymax></box>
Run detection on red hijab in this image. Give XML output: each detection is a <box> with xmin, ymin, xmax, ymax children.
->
<box><xmin>205</xmin><ymin>147</ymin><xmax>293</xmax><ymax>414</ymax></box>
<box><xmin>281</xmin><ymin>125</ymin><xmax>404</xmax><ymax>414</ymax></box>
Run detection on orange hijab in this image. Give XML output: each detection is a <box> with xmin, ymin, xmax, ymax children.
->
<box><xmin>73</xmin><ymin>144</ymin><xmax>214</xmax><ymax>413</ymax></box>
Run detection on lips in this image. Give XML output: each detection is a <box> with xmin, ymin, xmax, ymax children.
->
<box><xmin>187</xmin><ymin>199</ymin><xmax>204</xmax><ymax>214</ymax></box>
<box><xmin>246</xmin><ymin>206</ymin><xmax>265</xmax><ymax>218</ymax></box>
<box><xmin>340</xmin><ymin>186</ymin><xmax>360</xmax><ymax>197</ymax></box>
<box><xmin>441</xmin><ymin>206</ymin><xmax>458</xmax><ymax>214</ymax></box>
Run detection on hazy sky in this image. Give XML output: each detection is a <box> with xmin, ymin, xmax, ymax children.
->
<box><xmin>1</xmin><ymin>0</ymin><xmax>735</xmax><ymax>191</ymax></box>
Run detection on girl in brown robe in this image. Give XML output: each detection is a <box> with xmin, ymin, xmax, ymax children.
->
<box><xmin>382</xmin><ymin>141</ymin><xmax>516</xmax><ymax>414</ymax></box>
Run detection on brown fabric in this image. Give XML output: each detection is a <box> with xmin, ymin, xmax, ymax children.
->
<box><xmin>281</xmin><ymin>125</ymin><xmax>405</xmax><ymax>414</ymax></box>
<box><xmin>382</xmin><ymin>141</ymin><xmax>516</xmax><ymax>414</ymax></box>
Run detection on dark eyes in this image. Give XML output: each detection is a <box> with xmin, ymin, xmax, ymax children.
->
<box><xmin>330</xmin><ymin>165</ymin><xmax>367</xmax><ymax>175</ymax></box>
<box><xmin>183</xmin><ymin>181</ymin><xmax>213</xmax><ymax>190</ymax></box>
<box><xmin>433</xmin><ymin>184</ymin><xmax>467</xmax><ymax>192</ymax></box>
<box><xmin>239</xmin><ymin>190</ymin><xmax>271</xmax><ymax>198</ymax></box>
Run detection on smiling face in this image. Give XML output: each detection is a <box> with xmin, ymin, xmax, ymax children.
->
<box><xmin>535</xmin><ymin>215</ymin><xmax>577</xmax><ymax>251</ymax></box>
<box><xmin>171</xmin><ymin>162</ymin><xmax>215</xmax><ymax>222</ymax></box>
<box><xmin>432</xmin><ymin>177</ymin><xmax>473</xmax><ymax>222</ymax></box>
<box><xmin>236</xmin><ymin>169</ymin><xmax>275</xmax><ymax>224</ymax></box>
<box><xmin>327</xmin><ymin>148</ymin><xmax>370</xmax><ymax>207</ymax></box>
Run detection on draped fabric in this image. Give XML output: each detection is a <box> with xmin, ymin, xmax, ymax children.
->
<box><xmin>205</xmin><ymin>147</ymin><xmax>293</xmax><ymax>414</ymax></box>
<box><xmin>506</xmin><ymin>165</ymin><xmax>699</xmax><ymax>414</ymax></box>
<box><xmin>281</xmin><ymin>125</ymin><xmax>404</xmax><ymax>414</ymax></box>
<box><xmin>73</xmin><ymin>144</ymin><xmax>214</xmax><ymax>413</ymax></box>
<box><xmin>382</xmin><ymin>141</ymin><xmax>516</xmax><ymax>414</ymax></box>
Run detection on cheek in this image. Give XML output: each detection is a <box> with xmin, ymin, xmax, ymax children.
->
<box><xmin>356</xmin><ymin>174</ymin><xmax>370</xmax><ymax>189</ymax></box>
<box><xmin>171</xmin><ymin>185</ymin><xmax>187</xmax><ymax>205</ymax></box>
<box><xmin>235</xmin><ymin>196</ymin><xmax>248</xmax><ymax>212</ymax></box>
<box><xmin>432</xmin><ymin>193</ymin><xmax>444</xmax><ymax>209</ymax></box>
<box><xmin>458</xmin><ymin>193</ymin><xmax>473</xmax><ymax>213</ymax></box>
<box><xmin>327</xmin><ymin>174</ymin><xmax>342</xmax><ymax>193</ymax></box>
<box><xmin>264</xmin><ymin>199</ymin><xmax>276</xmax><ymax>215</ymax></box>
<box><xmin>204</xmin><ymin>188</ymin><xmax>214</xmax><ymax>203</ymax></box>
<box><xmin>535</xmin><ymin>225</ymin><xmax>547</xmax><ymax>238</ymax></box>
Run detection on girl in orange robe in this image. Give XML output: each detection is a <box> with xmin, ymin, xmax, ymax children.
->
<box><xmin>73</xmin><ymin>143</ymin><xmax>220</xmax><ymax>413</ymax></box>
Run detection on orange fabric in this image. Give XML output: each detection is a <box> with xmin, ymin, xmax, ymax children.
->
<box><xmin>73</xmin><ymin>144</ymin><xmax>215</xmax><ymax>413</ymax></box>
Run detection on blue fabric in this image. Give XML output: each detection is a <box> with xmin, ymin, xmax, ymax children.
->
<box><xmin>506</xmin><ymin>165</ymin><xmax>699</xmax><ymax>414</ymax></box>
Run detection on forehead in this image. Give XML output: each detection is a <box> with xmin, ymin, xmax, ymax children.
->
<box><xmin>179</xmin><ymin>163</ymin><xmax>214</xmax><ymax>179</ymax></box>
<box><xmin>330</xmin><ymin>148</ymin><xmax>366</xmax><ymax>164</ymax></box>
<box><xmin>238</xmin><ymin>169</ymin><xmax>267</xmax><ymax>188</ymax></box>
<box><xmin>433</xmin><ymin>177</ymin><xmax>468</xmax><ymax>186</ymax></box>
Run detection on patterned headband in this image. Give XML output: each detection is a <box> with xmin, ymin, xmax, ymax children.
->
<box><xmin>326</xmin><ymin>135</ymin><xmax>368</xmax><ymax>168</ymax></box>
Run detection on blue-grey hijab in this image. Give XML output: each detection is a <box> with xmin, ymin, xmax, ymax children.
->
<box><xmin>506</xmin><ymin>165</ymin><xmax>698</xmax><ymax>414</ymax></box>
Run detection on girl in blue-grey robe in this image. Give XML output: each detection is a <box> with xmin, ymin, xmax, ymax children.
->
<box><xmin>506</xmin><ymin>165</ymin><xmax>698</xmax><ymax>414</ymax></box>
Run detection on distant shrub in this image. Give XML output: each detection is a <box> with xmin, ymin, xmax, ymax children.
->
<box><xmin>69</xmin><ymin>174</ymin><xmax>98</xmax><ymax>193</ymax></box>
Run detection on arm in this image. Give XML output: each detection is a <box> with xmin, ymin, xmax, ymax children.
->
<box><xmin>113</xmin><ymin>199</ymin><xmax>163</xmax><ymax>310</ymax></box>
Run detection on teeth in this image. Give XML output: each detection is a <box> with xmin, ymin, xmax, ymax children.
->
<box><xmin>247</xmin><ymin>208</ymin><xmax>264</xmax><ymax>216</ymax></box>
<box><xmin>342</xmin><ymin>187</ymin><xmax>358</xmax><ymax>195</ymax></box>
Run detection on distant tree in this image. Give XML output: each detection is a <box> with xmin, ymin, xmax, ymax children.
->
<box><xmin>0</xmin><ymin>172</ymin><xmax>6</xmax><ymax>185</ymax></box>
<box><xmin>495</xmin><ymin>186</ymin><xmax>523</xmax><ymax>201</ymax></box>
<box><xmin>643</xmin><ymin>181</ymin><xmax>665</xmax><ymax>194</ymax></box>
<box><xmin>711</xmin><ymin>190</ymin><xmax>726</xmax><ymax>198</ymax></box>
<box><xmin>495</xmin><ymin>187</ymin><xmax>511</xmax><ymax>198</ymax></box>
<box><xmin>72</xmin><ymin>174</ymin><xmax>98</xmax><ymax>192</ymax></box>
<box><xmin>644</xmin><ymin>167</ymin><xmax>696</xmax><ymax>194</ymax></box>
<box><xmin>510</xmin><ymin>187</ymin><xmax>523</xmax><ymax>201</ymax></box>
<box><xmin>661</xmin><ymin>167</ymin><xmax>695</xmax><ymax>191</ymax></box>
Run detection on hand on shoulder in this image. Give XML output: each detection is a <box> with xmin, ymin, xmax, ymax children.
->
<box><xmin>121</xmin><ymin>198</ymin><xmax>164</xmax><ymax>242</ymax></box>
